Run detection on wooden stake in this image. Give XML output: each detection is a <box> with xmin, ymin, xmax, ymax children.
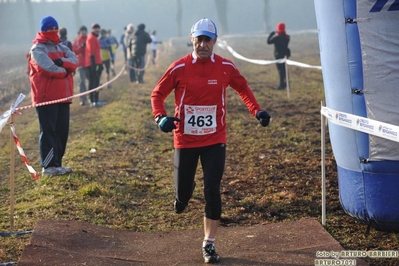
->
<box><xmin>285</xmin><ymin>58</ymin><xmax>290</xmax><ymax>99</ymax></box>
<box><xmin>9</xmin><ymin>113</ymin><xmax>15</xmax><ymax>230</ymax></box>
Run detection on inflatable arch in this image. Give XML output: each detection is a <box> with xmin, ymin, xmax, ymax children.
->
<box><xmin>314</xmin><ymin>0</ymin><xmax>399</xmax><ymax>231</ymax></box>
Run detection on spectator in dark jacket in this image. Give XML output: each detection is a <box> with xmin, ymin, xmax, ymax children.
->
<box><xmin>59</xmin><ymin>27</ymin><xmax>73</xmax><ymax>51</ymax></box>
<box><xmin>267</xmin><ymin>22</ymin><xmax>290</xmax><ymax>90</ymax></box>
<box><xmin>129</xmin><ymin>23</ymin><xmax>152</xmax><ymax>84</ymax></box>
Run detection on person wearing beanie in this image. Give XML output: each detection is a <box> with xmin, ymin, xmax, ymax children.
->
<box><xmin>129</xmin><ymin>23</ymin><xmax>152</xmax><ymax>84</ymax></box>
<box><xmin>267</xmin><ymin>22</ymin><xmax>291</xmax><ymax>90</ymax></box>
<box><xmin>27</xmin><ymin>15</ymin><xmax>78</xmax><ymax>176</ymax></box>
<box><xmin>40</xmin><ymin>15</ymin><xmax>58</xmax><ymax>32</ymax></box>
<box><xmin>59</xmin><ymin>27</ymin><xmax>72</xmax><ymax>50</ymax></box>
<box><xmin>151</xmin><ymin>18</ymin><xmax>271</xmax><ymax>264</ymax></box>
<box><xmin>84</xmin><ymin>23</ymin><xmax>105</xmax><ymax>107</ymax></box>
<box><xmin>72</xmin><ymin>25</ymin><xmax>89</xmax><ymax>105</ymax></box>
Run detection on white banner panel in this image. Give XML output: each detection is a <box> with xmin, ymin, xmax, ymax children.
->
<box><xmin>357</xmin><ymin>0</ymin><xmax>399</xmax><ymax>160</ymax></box>
<box><xmin>321</xmin><ymin>106</ymin><xmax>399</xmax><ymax>143</ymax></box>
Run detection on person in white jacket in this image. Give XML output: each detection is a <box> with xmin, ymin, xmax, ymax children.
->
<box><xmin>150</xmin><ymin>30</ymin><xmax>162</xmax><ymax>64</ymax></box>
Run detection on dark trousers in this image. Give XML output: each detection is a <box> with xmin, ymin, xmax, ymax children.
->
<box><xmin>86</xmin><ymin>66</ymin><xmax>102</xmax><ymax>103</ymax></box>
<box><xmin>152</xmin><ymin>49</ymin><xmax>156</xmax><ymax>64</ymax></box>
<box><xmin>77</xmin><ymin>67</ymin><xmax>88</xmax><ymax>103</ymax></box>
<box><xmin>174</xmin><ymin>143</ymin><xmax>226</xmax><ymax>220</ymax></box>
<box><xmin>36</xmin><ymin>103</ymin><xmax>70</xmax><ymax>168</ymax></box>
<box><xmin>276</xmin><ymin>62</ymin><xmax>286</xmax><ymax>88</ymax></box>
<box><xmin>128</xmin><ymin>58</ymin><xmax>136</xmax><ymax>82</ymax></box>
<box><xmin>131</xmin><ymin>55</ymin><xmax>145</xmax><ymax>83</ymax></box>
<box><xmin>123</xmin><ymin>47</ymin><xmax>127</xmax><ymax>63</ymax></box>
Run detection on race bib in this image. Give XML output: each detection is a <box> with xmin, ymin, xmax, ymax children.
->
<box><xmin>184</xmin><ymin>105</ymin><xmax>217</xmax><ymax>135</ymax></box>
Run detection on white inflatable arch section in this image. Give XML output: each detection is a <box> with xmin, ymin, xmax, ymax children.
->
<box><xmin>315</xmin><ymin>0</ymin><xmax>399</xmax><ymax>232</ymax></box>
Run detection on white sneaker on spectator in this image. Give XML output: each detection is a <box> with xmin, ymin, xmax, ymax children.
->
<box><xmin>96</xmin><ymin>101</ymin><xmax>107</xmax><ymax>107</ymax></box>
<box><xmin>61</xmin><ymin>166</ymin><xmax>72</xmax><ymax>173</ymax></box>
<box><xmin>42</xmin><ymin>166</ymin><xmax>67</xmax><ymax>176</ymax></box>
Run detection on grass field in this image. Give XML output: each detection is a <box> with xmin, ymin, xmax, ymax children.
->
<box><xmin>1</xmin><ymin>32</ymin><xmax>398</xmax><ymax>265</ymax></box>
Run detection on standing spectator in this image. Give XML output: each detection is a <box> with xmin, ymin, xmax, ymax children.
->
<box><xmin>84</xmin><ymin>23</ymin><xmax>104</xmax><ymax>107</ymax></box>
<box><xmin>107</xmin><ymin>29</ymin><xmax>119</xmax><ymax>76</ymax></box>
<box><xmin>72</xmin><ymin>25</ymin><xmax>88</xmax><ymax>105</ymax></box>
<box><xmin>130</xmin><ymin>23</ymin><xmax>152</xmax><ymax>84</ymax></box>
<box><xmin>28</xmin><ymin>15</ymin><xmax>78</xmax><ymax>176</ymax></box>
<box><xmin>267</xmin><ymin>22</ymin><xmax>290</xmax><ymax>90</ymax></box>
<box><xmin>150</xmin><ymin>30</ymin><xmax>162</xmax><ymax>64</ymax></box>
<box><xmin>59</xmin><ymin>27</ymin><xmax>73</xmax><ymax>51</ymax></box>
<box><xmin>99</xmin><ymin>29</ymin><xmax>112</xmax><ymax>88</ymax></box>
<box><xmin>124</xmin><ymin>24</ymin><xmax>135</xmax><ymax>82</ymax></box>
<box><xmin>151</xmin><ymin>18</ymin><xmax>271</xmax><ymax>264</ymax></box>
<box><xmin>120</xmin><ymin>26</ymin><xmax>127</xmax><ymax>65</ymax></box>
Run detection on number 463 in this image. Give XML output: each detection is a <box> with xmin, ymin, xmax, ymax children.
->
<box><xmin>187</xmin><ymin>115</ymin><xmax>213</xmax><ymax>127</ymax></box>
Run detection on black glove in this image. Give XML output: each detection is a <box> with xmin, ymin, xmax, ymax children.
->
<box><xmin>96</xmin><ymin>64</ymin><xmax>104</xmax><ymax>72</ymax></box>
<box><xmin>90</xmin><ymin>64</ymin><xmax>96</xmax><ymax>74</ymax></box>
<box><xmin>156</xmin><ymin>115</ymin><xmax>180</xmax><ymax>133</ymax></box>
<box><xmin>90</xmin><ymin>55</ymin><xmax>96</xmax><ymax>66</ymax></box>
<box><xmin>256</xmin><ymin>110</ymin><xmax>271</xmax><ymax>127</ymax></box>
<box><xmin>53</xmin><ymin>58</ymin><xmax>63</xmax><ymax>67</ymax></box>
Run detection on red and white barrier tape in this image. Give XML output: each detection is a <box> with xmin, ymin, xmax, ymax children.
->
<box><xmin>15</xmin><ymin>65</ymin><xmax>125</xmax><ymax>111</ymax></box>
<box><xmin>0</xmin><ymin>93</ymin><xmax>25</xmax><ymax>133</ymax></box>
<box><xmin>217</xmin><ymin>39</ymin><xmax>322</xmax><ymax>70</ymax></box>
<box><xmin>9</xmin><ymin>123</ymin><xmax>39</xmax><ymax>180</ymax></box>
<box><xmin>1</xmin><ymin>65</ymin><xmax>126</xmax><ymax>179</ymax></box>
<box><xmin>125</xmin><ymin>54</ymin><xmax>152</xmax><ymax>71</ymax></box>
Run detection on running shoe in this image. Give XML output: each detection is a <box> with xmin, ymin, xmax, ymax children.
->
<box><xmin>203</xmin><ymin>242</ymin><xmax>221</xmax><ymax>263</ymax></box>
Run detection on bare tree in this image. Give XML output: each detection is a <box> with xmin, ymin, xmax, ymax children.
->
<box><xmin>25</xmin><ymin>0</ymin><xmax>35</xmax><ymax>40</ymax></box>
<box><xmin>72</xmin><ymin>0</ymin><xmax>83</xmax><ymax>31</ymax></box>
<box><xmin>176</xmin><ymin>0</ymin><xmax>182</xmax><ymax>37</ymax></box>
<box><xmin>263</xmin><ymin>0</ymin><xmax>272</xmax><ymax>33</ymax></box>
<box><xmin>214</xmin><ymin>0</ymin><xmax>228</xmax><ymax>35</ymax></box>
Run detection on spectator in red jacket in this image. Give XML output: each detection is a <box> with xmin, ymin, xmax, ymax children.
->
<box><xmin>84</xmin><ymin>23</ymin><xmax>105</xmax><ymax>107</ymax></box>
<box><xmin>72</xmin><ymin>25</ymin><xmax>88</xmax><ymax>105</ymax></box>
<box><xmin>28</xmin><ymin>15</ymin><xmax>78</xmax><ymax>176</ymax></box>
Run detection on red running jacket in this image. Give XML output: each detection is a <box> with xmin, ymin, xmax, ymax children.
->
<box><xmin>84</xmin><ymin>32</ymin><xmax>102</xmax><ymax>67</ymax></box>
<box><xmin>151</xmin><ymin>52</ymin><xmax>262</xmax><ymax>149</ymax></box>
<box><xmin>72</xmin><ymin>35</ymin><xmax>87</xmax><ymax>67</ymax></box>
<box><xmin>28</xmin><ymin>32</ymin><xmax>78</xmax><ymax>105</ymax></box>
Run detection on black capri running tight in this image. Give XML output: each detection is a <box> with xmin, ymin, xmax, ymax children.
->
<box><xmin>174</xmin><ymin>143</ymin><xmax>226</xmax><ymax>220</ymax></box>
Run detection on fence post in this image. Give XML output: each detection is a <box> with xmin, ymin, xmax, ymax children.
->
<box><xmin>9</xmin><ymin>114</ymin><xmax>15</xmax><ymax>230</ymax></box>
<box><xmin>321</xmin><ymin>101</ymin><xmax>326</xmax><ymax>226</ymax></box>
<box><xmin>285</xmin><ymin>57</ymin><xmax>290</xmax><ymax>99</ymax></box>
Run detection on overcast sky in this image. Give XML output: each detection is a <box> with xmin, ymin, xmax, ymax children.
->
<box><xmin>0</xmin><ymin>0</ymin><xmax>316</xmax><ymax>47</ymax></box>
